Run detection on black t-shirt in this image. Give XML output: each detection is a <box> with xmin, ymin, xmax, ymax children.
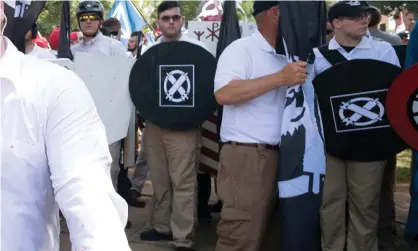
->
<box><xmin>341</xmin><ymin>45</ymin><xmax>355</xmax><ymax>53</ymax></box>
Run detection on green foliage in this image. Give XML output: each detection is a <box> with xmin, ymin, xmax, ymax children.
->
<box><xmin>368</xmin><ymin>1</ymin><xmax>418</xmax><ymax>15</ymax></box>
<box><xmin>37</xmin><ymin>0</ymin><xmax>113</xmax><ymax>36</ymax></box>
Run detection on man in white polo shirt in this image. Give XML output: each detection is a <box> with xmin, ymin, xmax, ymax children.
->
<box><xmin>0</xmin><ymin>1</ymin><xmax>131</xmax><ymax>250</ymax></box>
<box><xmin>214</xmin><ymin>1</ymin><xmax>308</xmax><ymax>251</ymax></box>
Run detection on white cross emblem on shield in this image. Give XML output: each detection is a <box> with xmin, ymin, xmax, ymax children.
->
<box><xmin>159</xmin><ymin>65</ymin><xmax>195</xmax><ymax>108</ymax></box>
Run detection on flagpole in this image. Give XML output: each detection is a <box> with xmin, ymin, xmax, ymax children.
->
<box><xmin>129</xmin><ymin>0</ymin><xmax>158</xmax><ymax>37</ymax></box>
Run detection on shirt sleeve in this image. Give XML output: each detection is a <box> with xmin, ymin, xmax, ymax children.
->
<box><xmin>214</xmin><ymin>42</ymin><xmax>250</xmax><ymax>92</ymax></box>
<box><xmin>44</xmin><ymin>67</ymin><xmax>131</xmax><ymax>251</ymax></box>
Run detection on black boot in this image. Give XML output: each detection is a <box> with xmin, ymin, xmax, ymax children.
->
<box><xmin>140</xmin><ymin>229</ymin><xmax>173</xmax><ymax>241</ymax></box>
<box><xmin>175</xmin><ymin>247</ymin><xmax>195</xmax><ymax>251</ymax></box>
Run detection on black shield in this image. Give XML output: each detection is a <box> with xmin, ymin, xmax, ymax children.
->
<box><xmin>129</xmin><ymin>41</ymin><xmax>218</xmax><ymax>130</ymax></box>
<box><xmin>313</xmin><ymin>59</ymin><xmax>407</xmax><ymax>161</ymax></box>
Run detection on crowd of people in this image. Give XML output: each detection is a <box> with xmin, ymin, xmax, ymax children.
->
<box><xmin>1</xmin><ymin>0</ymin><xmax>417</xmax><ymax>251</ymax></box>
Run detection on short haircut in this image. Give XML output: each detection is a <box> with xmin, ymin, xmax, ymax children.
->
<box><xmin>131</xmin><ymin>31</ymin><xmax>141</xmax><ymax>37</ymax></box>
<box><xmin>368</xmin><ymin>6</ymin><xmax>381</xmax><ymax>27</ymax></box>
<box><xmin>157</xmin><ymin>1</ymin><xmax>181</xmax><ymax>17</ymax></box>
<box><xmin>103</xmin><ymin>17</ymin><xmax>121</xmax><ymax>31</ymax></box>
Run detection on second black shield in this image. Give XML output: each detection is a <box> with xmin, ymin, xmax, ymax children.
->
<box><xmin>313</xmin><ymin>59</ymin><xmax>407</xmax><ymax>161</ymax></box>
<box><xmin>129</xmin><ymin>41</ymin><xmax>218</xmax><ymax>130</ymax></box>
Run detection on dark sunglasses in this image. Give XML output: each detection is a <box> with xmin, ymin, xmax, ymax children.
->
<box><xmin>160</xmin><ymin>15</ymin><xmax>182</xmax><ymax>22</ymax></box>
<box><xmin>79</xmin><ymin>14</ymin><xmax>100</xmax><ymax>22</ymax></box>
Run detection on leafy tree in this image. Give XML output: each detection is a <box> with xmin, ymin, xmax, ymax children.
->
<box><xmin>37</xmin><ymin>0</ymin><xmax>113</xmax><ymax>36</ymax></box>
<box><xmin>368</xmin><ymin>1</ymin><xmax>418</xmax><ymax>15</ymax></box>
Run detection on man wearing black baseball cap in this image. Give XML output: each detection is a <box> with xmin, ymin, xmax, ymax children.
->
<box><xmin>311</xmin><ymin>1</ymin><xmax>401</xmax><ymax>251</ymax></box>
<box><xmin>327</xmin><ymin>0</ymin><xmax>374</xmax><ymax>23</ymax></box>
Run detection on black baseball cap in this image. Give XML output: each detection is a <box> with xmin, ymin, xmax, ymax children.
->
<box><xmin>252</xmin><ymin>0</ymin><xmax>279</xmax><ymax>16</ymax></box>
<box><xmin>328</xmin><ymin>1</ymin><xmax>373</xmax><ymax>22</ymax></box>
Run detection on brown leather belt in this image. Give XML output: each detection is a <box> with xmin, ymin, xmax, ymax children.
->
<box><xmin>222</xmin><ymin>141</ymin><xmax>279</xmax><ymax>150</ymax></box>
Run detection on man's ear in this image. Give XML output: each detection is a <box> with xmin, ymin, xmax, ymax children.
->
<box><xmin>332</xmin><ymin>19</ymin><xmax>342</xmax><ymax>29</ymax></box>
<box><xmin>181</xmin><ymin>16</ymin><xmax>185</xmax><ymax>26</ymax></box>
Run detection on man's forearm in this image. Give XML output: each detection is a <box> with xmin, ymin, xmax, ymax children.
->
<box><xmin>215</xmin><ymin>73</ymin><xmax>283</xmax><ymax>105</ymax></box>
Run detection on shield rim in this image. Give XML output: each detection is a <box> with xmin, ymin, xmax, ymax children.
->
<box><xmin>386</xmin><ymin>62</ymin><xmax>418</xmax><ymax>151</ymax></box>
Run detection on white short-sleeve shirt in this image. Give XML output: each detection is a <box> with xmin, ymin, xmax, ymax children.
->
<box><xmin>214</xmin><ymin>30</ymin><xmax>288</xmax><ymax>145</ymax></box>
<box><xmin>313</xmin><ymin>36</ymin><xmax>401</xmax><ymax>76</ymax></box>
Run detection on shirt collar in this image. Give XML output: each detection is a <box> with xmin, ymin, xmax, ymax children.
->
<box><xmin>253</xmin><ymin>29</ymin><xmax>276</xmax><ymax>53</ymax></box>
<box><xmin>157</xmin><ymin>34</ymin><xmax>185</xmax><ymax>43</ymax></box>
<box><xmin>0</xmin><ymin>37</ymin><xmax>23</xmax><ymax>85</ymax></box>
<box><xmin>82</xmin><ymin>31</ymin><xmax>103</xmax><ymax>46</ymax></box>
<box><xmin>328</xmin><ymin>35</ymin><xmax>371</xmax><ymax>50</ymax></box>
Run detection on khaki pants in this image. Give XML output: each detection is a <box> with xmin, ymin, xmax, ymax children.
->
<box><xmin>109</xmin><ymin>140</ymin><xmax>122</xmax><ymax>191</ymax></box>
<box><xmin>321</xmin><ymin>155</ymin><xmax>386</xmax><ymax>251</ymax></box>
<box><xmin>143</xmin><ymin>122</ymin><xmax>199</xmax><ymax>248</ymax></box>
<box><xmin>215</xmin><ymin>143</ymin><xmax>279</xmax><ymax>251</ymax></box>
<box><xmin>378</xmin><ymin>156</ymin><xmax>397</xmax><ymax>251</ymax></box>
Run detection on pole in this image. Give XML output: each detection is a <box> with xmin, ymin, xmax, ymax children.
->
<box><xmin>129</xmin><ymin>0</ymin><xmax>158</xmax><ymax>37</ymax></box>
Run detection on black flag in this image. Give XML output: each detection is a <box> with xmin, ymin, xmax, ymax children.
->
<box><xmin>136</xmin><ymin>31</ymin><xmax>143</xmax><ymax>59</ymax></box>
<box><xmin>215</xmin><ymin>1</ymin><xmax>241</xmax><ymax>59</ymax></box>
<box><xmin>215</xmin><ymin>0</ymin><xmax>241</xmax><ymax>146</ymax></box>
<box><xmin>4</xmin><ymin>0</ymin><xmax>46</xmax><ymax>53</ymax></box>
<box><xmin>277</xmin><ymin>1</ymin><xmax>326</xmax><ymax>60</ymax></box>
<box><xmin>57</xmin><ymin>1</ymin><xmax>73</xmax><ymax>60</ymax></box>
<box><xmin>276</xmin><ymin>1</ymin><xmax>327</xmax><ymax>251</ymax></box>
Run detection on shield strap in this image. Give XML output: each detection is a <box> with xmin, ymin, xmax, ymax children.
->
<box><xmin>317</xmin><ymin>44</ymin><xmax>348</xmax><ymax>66</ymax></box>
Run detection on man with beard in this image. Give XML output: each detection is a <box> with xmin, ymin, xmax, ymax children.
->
<box><xmin>138</xmin><ymin>1</ymin><xmax>208</xmax><ymax>251</ymax></box>
<box><xmin>127</xmin><ymin>31</ymin><xmax>141</xmax><ymax>59</ymax></box>
<box><xmin>0</xmin><ymin>0</ymin><xmax>131</xmax><ymax>250</ymax></box>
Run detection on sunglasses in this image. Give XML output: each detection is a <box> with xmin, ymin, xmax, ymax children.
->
<box><xmin>79</xmin><ymin>14</ymin><xmax>100</xmax><ymax>22</ymax></box>
<box><xmin>160</xmin><ymin>15</ymin><xmax>182</xmax><ymax>22</ymax></box>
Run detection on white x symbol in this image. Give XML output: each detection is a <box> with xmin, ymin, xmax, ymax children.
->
<box><xmin>341</xmin><ymin>99</ymin><xmax>382</xmax><ymax>125</ymax></box>
<box><xmin>166</xmin><ymin>72</ymin><xmax>188</xmax><ymax>101</ymax></box>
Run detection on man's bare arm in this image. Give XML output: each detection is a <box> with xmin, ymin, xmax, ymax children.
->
<box><xmin>215</xmin><ymin>61</ymin><xmax>308</xmax><ymax>105</ymax></box>
<box><xmin>215</xmin><ymin>73</ymin><xmax>281</xmax><ymax>105</ymax></box>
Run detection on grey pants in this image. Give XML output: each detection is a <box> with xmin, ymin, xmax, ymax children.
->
<box><xmin>109</xmin><ymin>140</ymin><xmax>122</xmax><ymax>191</ymax></box>
<box><xmin>131</xmin><ymin>128</ymin><xmax>149</xmax><ymax>193</ymax></box>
